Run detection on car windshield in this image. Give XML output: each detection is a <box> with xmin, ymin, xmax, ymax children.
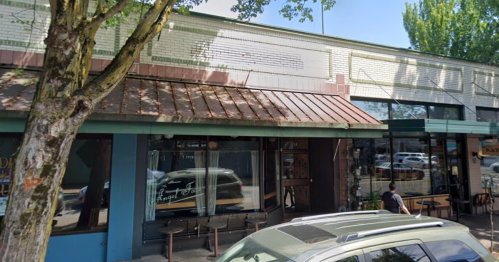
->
<box><xmin>215</xmin><ymin>237</ymin><xmax>294</xmax><ymax>262</ymax></box>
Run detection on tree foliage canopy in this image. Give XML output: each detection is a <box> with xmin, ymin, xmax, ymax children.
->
<box><xmin>403</xmin><ymin>0</ymin><xmax>499</xmax><ymax>66</ymax></box>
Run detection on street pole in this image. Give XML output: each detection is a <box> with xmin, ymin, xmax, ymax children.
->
<box><xmin>321</xmin><ymin>2</ymin><xmax>324</xmax><ymax>34</ymax></box>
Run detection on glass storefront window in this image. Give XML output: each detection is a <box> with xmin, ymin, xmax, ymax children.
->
<box><xmin>477</xmin><ymin>108</ymin><xmax>499</xmax><ymax>122</ymax></box>
<box><xmin>264</xmin><ymin>138</ymin><xmax>280</xmax><ymax>211</ymax></box>
<box><xmin>0</xmin><ymin>134</ymin><xmax>113</xmax><ymax>234</ymax></box>
<box><xmin>430</xmin><ymin>139</ymin><xmax>447</xmax><ymax>195</ymax></box>
<box><xmin>391</xmin><ymin>103</ymin><xmax>427</xmax><ymax>119</ymax></box>
<box><xmin>208</xmin><ymin>137</ymin><xmax>260</xmax><ymax>215</ymax></box>
<box><xmin>146</xmin><ymin>136</ymin><xmax>207</xmax><ymax>220</ymax></box>
<box><xmin>351</xmin><ymin>100</ymin><xmax>389</xmax><ymax>121</ymax></box>
<box><xmin>392</xmin><ymin>138</ymin><xmax>430</xmax><ymax>196</ymax></box>
<box><xmin>479</xmin><ymin>136</ymin><xmax>499</xmax><ymax>193</ymax></box>
<box><xmin>429</xmin><ymin>106</ymin><xmax>460</xmax><ymax>120</ymax></box>
<box><xmin>371</xmin><ymin>139</ymin><xmax>391</xmax><ymax>195</ymax></box>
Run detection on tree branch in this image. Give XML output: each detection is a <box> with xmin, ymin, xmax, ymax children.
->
<box><xmin>86</xmin><ymin>0</ymin><xmax>132</xmax><ymax>29</ymax></box>
<box><xmin>79</xmin><ymin>0</ymin><xmax>176</xmax><ymax>104</ymax></box>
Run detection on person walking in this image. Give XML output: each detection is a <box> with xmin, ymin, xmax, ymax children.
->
<box><xmin>382</xmin><ymin>182</ymin><xmax>411</xmax><ymax>215</ymax></box>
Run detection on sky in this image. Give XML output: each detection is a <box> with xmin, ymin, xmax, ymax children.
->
<box><xmin>192</xmin><ymin>0</ymin><xmax>419</xmax><ymax>49</ymax></box>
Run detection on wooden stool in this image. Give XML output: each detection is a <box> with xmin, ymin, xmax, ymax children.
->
<box><xmin>204</xmin><ymin>221</ymin><xmax>227</xmax><ymax>259</ymax></box>
<box><xmin>246</xmin><ymin>217</ymin><xmax>267</xmax><ymax>231</ymax></box>
<box><xmin>159</xmin><ymin>226</ymin><xmax>184</xmax><ymax>262</ymax></box>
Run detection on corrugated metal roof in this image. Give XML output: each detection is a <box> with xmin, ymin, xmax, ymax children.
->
<box><xmin>0</xmin><ymin>69</ymin><xmax>381</xmax><ymax>127</ymax></box>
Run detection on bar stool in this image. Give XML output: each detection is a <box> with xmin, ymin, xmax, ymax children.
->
<box><xmin>246</xmin><ymin>217</ymin><xmax>267</xmax><ymax>231</ymax></box>
<box><xmin>204</xmin><ymin>221</ymin><xmax>227</xmax><ymax>259</ymax></box>
<box><xmin>159</xmin><ymin>226</ymin><xmax>184</xmax><ymax>262</ymax></box>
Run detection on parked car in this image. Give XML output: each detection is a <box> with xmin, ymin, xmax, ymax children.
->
<box><xmin>0</xmin><ymin>180</ymin><xmax>65</xmax><ymax>218</ymax></box>
<box><xmin>78</xmin><ymin>180</ymin><xmax>110</xmax><ymax>206</ymax></box>
<box><xmin>490</xmin><ymin>162</ymin><xmax>499</xmax><ymax>173</ymax></box>
<box><xmin>215</xmin><ymin>211</ymin><xmax>496</xmax><ymax>262</ymax></box>
<box><xmin>154</xmin><ymin>168</ymin><xmax>244</xmax><ymax>213</ymax></box>
<box><xmin>393</xmin><ymin>152</ymin><xmax>426</xmax><ymax>163</ymax></box>
<box><xmin>403</xmin><ymin>156</ymin><xmax>436</xmax><ymax>169</ymax></box>
<box><xmin>375</xmin><ymin>162</ymin><xmax>425</xmax><ymax>180</ymax></box>
<box><xmin>374</xmin><ymin>154</ymin><xmax>389</xmax><ymax>166</ymax></box>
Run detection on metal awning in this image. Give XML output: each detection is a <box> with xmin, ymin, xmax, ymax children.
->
<box><xmin>0</xmin><ymin>69</ymin><xmax>387</xmax><ymax>137</ymax></box>
<box><xmin>385</xmin><ymin>119</ymin><xmax>499</xmax><ymax>135</ymax></box>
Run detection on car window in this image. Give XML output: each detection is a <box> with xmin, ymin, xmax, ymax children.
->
<box><xmin>425</xmin><ymin>240</ymin><xmax>485</xmax><ymax>262</ymax></box>
<box><xmin>370</xmin><ymin>244</ymin><xmax>430</xmax><ymax>262</ymax></box>
<box><xmin>335</xmin><ymin>256</ymin><xmax>359</xmax><ymax>262</ymax></box>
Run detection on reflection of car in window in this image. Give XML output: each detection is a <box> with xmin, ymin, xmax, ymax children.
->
<box><xmin>78</xmin><ymin>180</ymin><xmax>110</xmax><ymax>206</ymax></box>
<box><xmin>155</xmin><ymin>168</ymin><xmax>244</xmax><ymax>214</ymax></box>
<box><xmin>375</xmin><ymin>162</ymin><xmax>425</xmax><ymax>180</ymax></box>
<box><xmin>403</xmin><ymin>156</ymin><xmax>437</xmax><ymax>169</ymax></box>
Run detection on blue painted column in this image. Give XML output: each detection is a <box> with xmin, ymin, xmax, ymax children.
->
<box><xmin>106</xmin><ymin>134</ymin><xmax>137</xmax><ymax>262</ymax></box>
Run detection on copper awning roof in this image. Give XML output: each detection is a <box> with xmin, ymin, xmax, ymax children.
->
<box><xmin>0</xmin><ymin>69</ymin><xmax>383</xmax><ymax>130</ymax></box>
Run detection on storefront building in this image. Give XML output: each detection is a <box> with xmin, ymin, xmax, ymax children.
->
<box><xmin>1</xmin><ymin>1</ymin><xmax>499</xmax><ymax>261</ymax></box>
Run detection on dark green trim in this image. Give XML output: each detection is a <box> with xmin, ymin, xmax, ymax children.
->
<box><xmin>385</xmin><ymin>119</ymin><xmax>499</xmax><ymax>135</ymax></box>
<box><xmin>0</xmin><ymin>39</ymin><xmax>45</xmax><ymax>49</ymax></box>
<box><xmin>0</xmin><ymin>117</ymin><xmax>385</xmax><ymax>138</ymax></box>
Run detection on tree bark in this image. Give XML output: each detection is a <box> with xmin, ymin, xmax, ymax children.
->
<box><xmin>76</xmin><ymin>139</ymin><xmax>112</xmax><ymax>229</ymax></box>
<box><xmin>0</xmin><ymin>96</ymin><xmax>92</xmax><ymax>262</ymax></box>
<box><xmin>0</xmin><ymin>0</ymin><xmax>177</xmax><ymax>260</ymax></box>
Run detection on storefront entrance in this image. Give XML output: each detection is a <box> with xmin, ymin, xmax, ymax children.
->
<box><xmin>281</xmin><ymin>138</ymin><xmax>311</xmax><ymax>218</ymax></box>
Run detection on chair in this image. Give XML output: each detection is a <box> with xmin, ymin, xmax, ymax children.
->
<box><xmin>246</xmin><ymin>213</ymin><xmax>267</xmax><ymax>232</ymax></box>
<box><xmin>159</xmin><ymin>225</ymin><xmax>184</xmax><ymax>262</ymax></box>
<box><xmin>204</xmin><ymin>218</ymin><xmax>227</xmax><ymax>258</ymax></box>
<box><xmin>473</xmin><ymin>193</ymin><xmax>490</xmax><ymax>214</ymax></box>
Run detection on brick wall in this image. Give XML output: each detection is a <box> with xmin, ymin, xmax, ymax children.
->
<box><xmin>2</xmin><ymin>0</ymin><xmax>499</xmax><ymax>108</ymax></box>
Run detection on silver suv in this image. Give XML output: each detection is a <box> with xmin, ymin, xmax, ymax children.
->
<box><xmin>215</xmin><ymin>210</ymin><xmax>496</xmax><ymax>262</ymax></box>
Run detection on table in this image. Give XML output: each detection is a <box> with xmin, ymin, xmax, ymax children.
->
<box><xmin>159</xmin><ymin>226</ymin><xmax>184</xmax><ymax>262</ymax></box>
<box><xmin>204</xmin><ymin>221</ymin><xmax>227</xmax><ymax>258</ymax></box>
<box><xmin>417</xmin><ymin>200</ymin><xmax>441</xmax><ymax>217</ymax></box>
<box><xmin>246</xmin><ymin>217</ymin><xmax>267</xmax><ymax>231</ymax></box>
<box><xmin>446</xmin><ymin>198</ymin><xmax>470</xmax><ymax>223</ymax></box>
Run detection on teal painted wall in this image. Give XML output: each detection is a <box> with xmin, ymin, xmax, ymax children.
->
<box><xmin>46</xmin><ymin>233</ymin><xmax>107</xmax><ymax>262</ymax></box>
<box><xmin>106</xmin><ymin>134</ymin><xmax>137</xmax><ymax>261</ymax></box>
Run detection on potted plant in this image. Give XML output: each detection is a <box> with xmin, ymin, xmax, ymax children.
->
<box><xmin>365</xmin><ymin>189</ymin><xmax>382</xmax><ymax>210</ymax></box>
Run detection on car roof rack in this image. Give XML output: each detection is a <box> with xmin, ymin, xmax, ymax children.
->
<box><xmin>291</xmin><ymin>210</ymin><xmax>392</xmax><ymax>222</ymax></box>
<box><xmin>337</xmin><ymin>221</ymin><xmax>447</xmax><ymax>243</ymax></box>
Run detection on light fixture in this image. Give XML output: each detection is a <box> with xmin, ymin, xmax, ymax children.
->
<box><xmin>168</xmin><ymin>22</ymin><xmax>175</xmax><ymax>30</ymax></box>
<box><xmin>152</xmin><ymin>134</ymin><xmax>162</xmax><ymax>141</ymax></box>
<box><xmin>164</xmin><ymin>134</ymin><xmax>174</xmax><ymax>139</ymax></box>
<box><xmin>472</xmin><ymin>151</ymin><xmax>484</xmax><ymax>160</ymax></box>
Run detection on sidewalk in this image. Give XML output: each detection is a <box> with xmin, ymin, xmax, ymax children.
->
<box><xmin>127</xmin><ymin>213</ymin><xmax>499</xmax><ymax>262</ymax></box>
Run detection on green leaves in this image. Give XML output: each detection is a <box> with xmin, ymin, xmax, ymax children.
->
<box><xmin>403</xmin><ymin>0</ymin><xmax>499</xmax><ymax>66</ymax></box>
<box><xmin>231</xmin><ymin>0</ymin><xmax>336</xmax><ymax>22</ymax></box>
<box><xmin>99</xmin><ymin>0</ymin><xmax>335</xmax><ymax>29</ymax></box>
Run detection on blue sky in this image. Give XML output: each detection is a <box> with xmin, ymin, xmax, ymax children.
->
<box><xmin>192</xmin><ymin>0</ymin><xmax>419</xmax><ymax>48</ymax></box>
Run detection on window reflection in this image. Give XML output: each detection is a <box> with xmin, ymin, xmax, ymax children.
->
<box><xmin>477</xmin><ymin>107</ymin><xmax>499</xmax><ymax>122</ymax></box>
<box><xmin>264</xmin><ymin>138</ymin><xmax>280</xmax><ymax>211</ymax></box>
<box><xmin>426</xmin><ymin>240</ymin><xmax>484</xmax><ymax>262</ymax></box>
<box><xmin>370</xmin><ymin>244</ymin><xmax>430</xmax><ymax>262</ymax></box>
<box><xmin>352</xmin><ymin>100</ymin><xmax>389</xmax><ymax>121</ymax></box>
<box><xmin>146</xmin><ymin>137</ymin><xmax>207</xmax><ymax>220</ymax></box>
<box><xmin>392</xmin><ymin>104</ymin><xmax>427</xmax><ymax>119</ymax></box>
<box><xmin>429</xmin><ymin>106</ymin><xmax>460</xmax><ymax>120</ymax></box>
<box><xmin>0</xmin><ymin>135</ymin><xmax>113</xmax><ymax>234</ymax></box>
<box><xmin>479</xmin><ymin>137</ymin><xmax>499</xmax><ymax>194</ymax></box>
<box><xmin>392</xmin><ymin>138</ymin><xmax>430</xmax><ymax>196</ymax></box>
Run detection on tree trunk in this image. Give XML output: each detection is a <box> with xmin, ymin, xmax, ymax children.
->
<box><xmin>76</xmin><ymin>139</ymin><xmax>111</xmax><ymax>229</ymax></box>
<box><xmin>0</xmin><ymin>96</ymin><xmax>92</xmax><ymax>261</ymax></box>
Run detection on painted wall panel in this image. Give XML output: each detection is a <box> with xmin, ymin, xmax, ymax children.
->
<box><xmin>106</xmin><ymin>134</ymin><xmax>137</xmax><ymax>262</ymax></box>
<box><xmin>46</xmin><ymin>233</ymin><xmax>107</xmax><ymax>262</ymax></box>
